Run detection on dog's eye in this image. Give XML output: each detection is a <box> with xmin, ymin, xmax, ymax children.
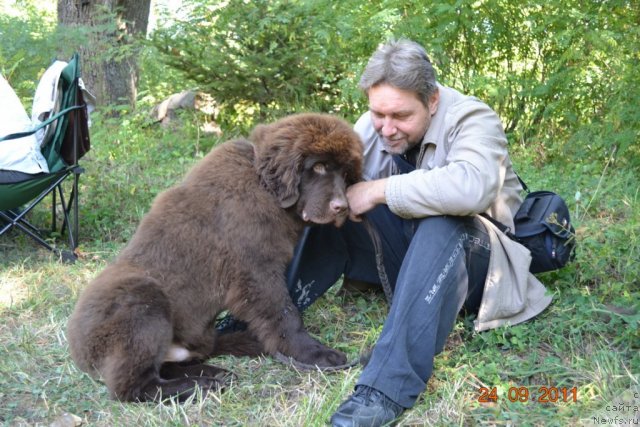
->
<box><xmin>313</xmin><ymin>163</ymin><xmax>327</xmax><ymax>174</ymax></box>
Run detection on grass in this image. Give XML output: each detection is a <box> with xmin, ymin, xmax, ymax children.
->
<box><xmin>1</xmin><ymin>113</ymin><xmax>638</xmax><ymax>426</ymax></box>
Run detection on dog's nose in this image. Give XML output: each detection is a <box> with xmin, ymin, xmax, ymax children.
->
<box><xmin>330</xmin><ymin>199</ymin><xmax>348</xmax><ymax>214</ymax></box>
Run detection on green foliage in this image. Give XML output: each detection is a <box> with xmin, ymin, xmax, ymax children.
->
<box><xmin>0</xmin><ymin>1</ymin><xmax>87</xmax><ymax>104</ymax></box>
<box><xmin>148</xmin><ymin>0</ymin><xmax>366</xmax><ymax>131</ymax></box>
<box><xmin>355</xmin><ymin>0</ymin><xmax>639</xmax><ymax>166</ymax></box>
<box><xmin>146</xmin><ymin>0</ymin><xmax>639</xmax><ymax>166</ymax></box>
<box><xmin>8</xmin><ymin>0</ymin><xmax>637</xmax><ymax>167</ymax></box>
<box><xmin>0</xmin><ymin>2</ymin><xmax>58</xmax><ymax>101</ymax></box>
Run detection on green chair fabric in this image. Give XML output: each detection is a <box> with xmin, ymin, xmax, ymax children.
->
<box><xmin>0</xmin><ymin>53</ymin><xmax>90</xmax><ymax>261</ymax></box>
<box><xmin>0</xmin><ymin>172</ymin><xmax>66</xmax><ymax>211</ymax></box>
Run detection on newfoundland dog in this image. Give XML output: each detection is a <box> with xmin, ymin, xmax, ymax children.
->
<box><xmin>67</xmin><ymin>113</ymin><xmax>363</xmax><ymax>402</ymax></box>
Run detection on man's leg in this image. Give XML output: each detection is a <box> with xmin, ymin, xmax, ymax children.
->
<box><xmin>357</xmin><ymin>216</ymin><xmax>473</xmax><ymax>406</ymax></box>
<box><xmin>331</xmin><ymin>215</ymin><xmax>490</xmax><ymax>426</ymax></box>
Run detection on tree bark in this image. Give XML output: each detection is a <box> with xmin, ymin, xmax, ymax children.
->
<box><xmin>57</xmin><ymin>0</ymin><xmax>151</xmax><ymax>112</ymax></box>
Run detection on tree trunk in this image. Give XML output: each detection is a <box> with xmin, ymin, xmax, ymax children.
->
<box><xmin>57</xmin><ymin>0</ymin><xmax>151</xmax><ymax>112</ymax></box>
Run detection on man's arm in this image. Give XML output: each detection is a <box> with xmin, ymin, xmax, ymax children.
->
<box><xmin>346</xmin><ymin>179</ymin><xmax>388</xmax><ymax>221</ymax></box>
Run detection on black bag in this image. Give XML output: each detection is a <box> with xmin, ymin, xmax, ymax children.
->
<box><xmin>482</xmin><ymin>182</ymin><xmax>576</xmax><ymax>274</ymax></box>
<box><xmin>513</xmin><ymin>190</ymin><xmax>576</xmax><ymax>273</ymax></box>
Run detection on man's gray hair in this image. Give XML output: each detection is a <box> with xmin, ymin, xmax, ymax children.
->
<box><xmin>359</xmin><ymin>39</ymin><xmax>437</xmax><ymax>106</ymax></box>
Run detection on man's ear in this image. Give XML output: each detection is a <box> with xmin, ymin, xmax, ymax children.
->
<box><xmin>428</xmin><ymin>88</ymin><xmax>440</xmax><ymax>116</ymax></box>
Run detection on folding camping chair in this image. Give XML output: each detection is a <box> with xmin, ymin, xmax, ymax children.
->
<box><xmin>0</xmin><ymin>53</ymin><xmax>91</xmax><ymax>262</ymax></box>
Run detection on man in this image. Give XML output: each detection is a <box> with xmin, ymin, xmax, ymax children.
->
<box><xmin>283</xmin><ymin>39</ymin><xmax>553</xmax><ymax>426</ymax></box>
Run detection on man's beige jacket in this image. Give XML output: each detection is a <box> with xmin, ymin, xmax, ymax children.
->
<box><xmin>355</xmin><ymin>83</ymin><xmax>553</xmax><ymax>332</ymax></box>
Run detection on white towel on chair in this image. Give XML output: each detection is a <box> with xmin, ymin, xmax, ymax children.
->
<box><xmin>0</xmin><ymin>73</ymin><xmax>49</xmax><ymax>174</ymax></box>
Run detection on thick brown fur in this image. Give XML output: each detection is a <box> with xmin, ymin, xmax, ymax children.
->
<box><xmin>67</xmin><ymin>113</ymin><xmax>363</xmax><ymax>402</ymax></box>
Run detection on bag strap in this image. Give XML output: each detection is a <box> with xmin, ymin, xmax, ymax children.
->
<box><xmin>362</xmin><ymin>217</ymin><xmax>394</xmax><ymax>306</ymax></box>
<box><xmin>515</xmin><ymin>172</ymin><xmax>529</xmax><ymax>194</ymax></box>
<box><xmin>518</xmin><ymin>174</ymin><xmax>529</xmax><ymax>193</ymax></box>
<box><xmin>479</xmin><ymin>212</ymin><xmax>519</xmax><ymax>241</ymax></box>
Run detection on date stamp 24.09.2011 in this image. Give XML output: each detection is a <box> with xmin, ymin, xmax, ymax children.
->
<box><xmin>477</xmin><ymin>386</ymin><xmax>578</xmax><ymax>403</ymax></box>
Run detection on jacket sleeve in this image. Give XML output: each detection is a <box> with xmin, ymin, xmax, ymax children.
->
<box><xmin>385</xmin><ymin>99</ymin><xmax>508</xmax><ymax>218</ymax></box>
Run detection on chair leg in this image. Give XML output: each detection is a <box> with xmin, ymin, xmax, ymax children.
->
<box><xmin>73</xmin><ymin>170</ymin><xmax>79</xmax><ymax>249</ymax></box>
<box><xmin>52</xmin><ymin>185</ymin><xmax>57</xmax><ymax>234</ymax></box>
<box><xmin>56</xmin><ymin>184</ymin><xmax>77</xmax><ymax>256</ymax></box>
<box><xmin>59</xmin><ymin>171</ymin><xmax>80</xmax><ymax>252</ymax></box>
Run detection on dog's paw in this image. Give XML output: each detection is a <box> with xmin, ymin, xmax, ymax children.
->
<box><xmin>274</xmin><ymin>350</ymin><xmax>357</xmax><ymax>372</ymax></box>
<box><xmin>277</xmin><ymin>337</ymin><xmax>350</xmax><ymax>369</ymax></box>
<box><xmin>313</xmin><ymin>346</ymin><xmax>348</xmax><ymax>367</ymax></box>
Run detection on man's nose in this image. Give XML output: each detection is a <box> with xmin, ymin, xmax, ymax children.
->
<box><xmin>381</xmin><ymin>118</ymin><xmax>396</xmax><ymax>136</ymax></box>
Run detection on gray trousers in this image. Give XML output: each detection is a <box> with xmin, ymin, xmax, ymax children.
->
<box><xmin>286</xmin><ymin>210</ymin><xmax>490</xmax><ymax>408</ymax></box>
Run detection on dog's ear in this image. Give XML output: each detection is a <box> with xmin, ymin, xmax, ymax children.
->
<box><xmin>252</xmin><ymin>124</ymin><xmax>303</xmax><ymax>209</ymax></box>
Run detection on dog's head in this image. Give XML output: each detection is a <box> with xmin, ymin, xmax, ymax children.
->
<box><xmin>252</xmin><ymin>113</ymin><xmax>363</xmax><ymax>227</ymax></box>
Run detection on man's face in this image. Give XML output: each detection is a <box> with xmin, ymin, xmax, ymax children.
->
<box><xmin>368</xmin><ymin>83</ymin><xmax>439</xmax><ymax>155</ymax></box>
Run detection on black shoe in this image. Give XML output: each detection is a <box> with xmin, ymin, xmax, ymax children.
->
<box><xmin>330</xmin><ymin>385</ymin><xmax>404</xmax><ymax>427</ymax></box>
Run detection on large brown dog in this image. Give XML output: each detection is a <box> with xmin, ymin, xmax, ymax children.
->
<box><xmin>67</xmin><ymin>113</ymin><xmax>363</xmax><ymax>402</ymax></box>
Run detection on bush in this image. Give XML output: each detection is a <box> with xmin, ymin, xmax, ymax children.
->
<box><xmin>149</xmin><ymin>0</ymin><xmax>371</xmax><ymax>132</ymax></box>
<box><xmin>0</xmin><ymin>3</ymin><xmax>58</xmax><ymax>101</ymax></box>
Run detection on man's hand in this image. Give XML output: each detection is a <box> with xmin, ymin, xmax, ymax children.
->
<box><xmin>346</xmin><ymin>179</ymin><xmax>388</xmax><ymax>221</ymax></box>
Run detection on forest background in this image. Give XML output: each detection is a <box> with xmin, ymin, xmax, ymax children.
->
<box><xmin>1</xmin><ymin>0</ymin><xmax>638</xmax><ymax>425</ymax></box>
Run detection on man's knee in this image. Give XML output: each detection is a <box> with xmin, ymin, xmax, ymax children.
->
<box><xmin>412</xmin><ymin>215</ymin><xmax>473</xmax><ymax>247</ymax></box>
